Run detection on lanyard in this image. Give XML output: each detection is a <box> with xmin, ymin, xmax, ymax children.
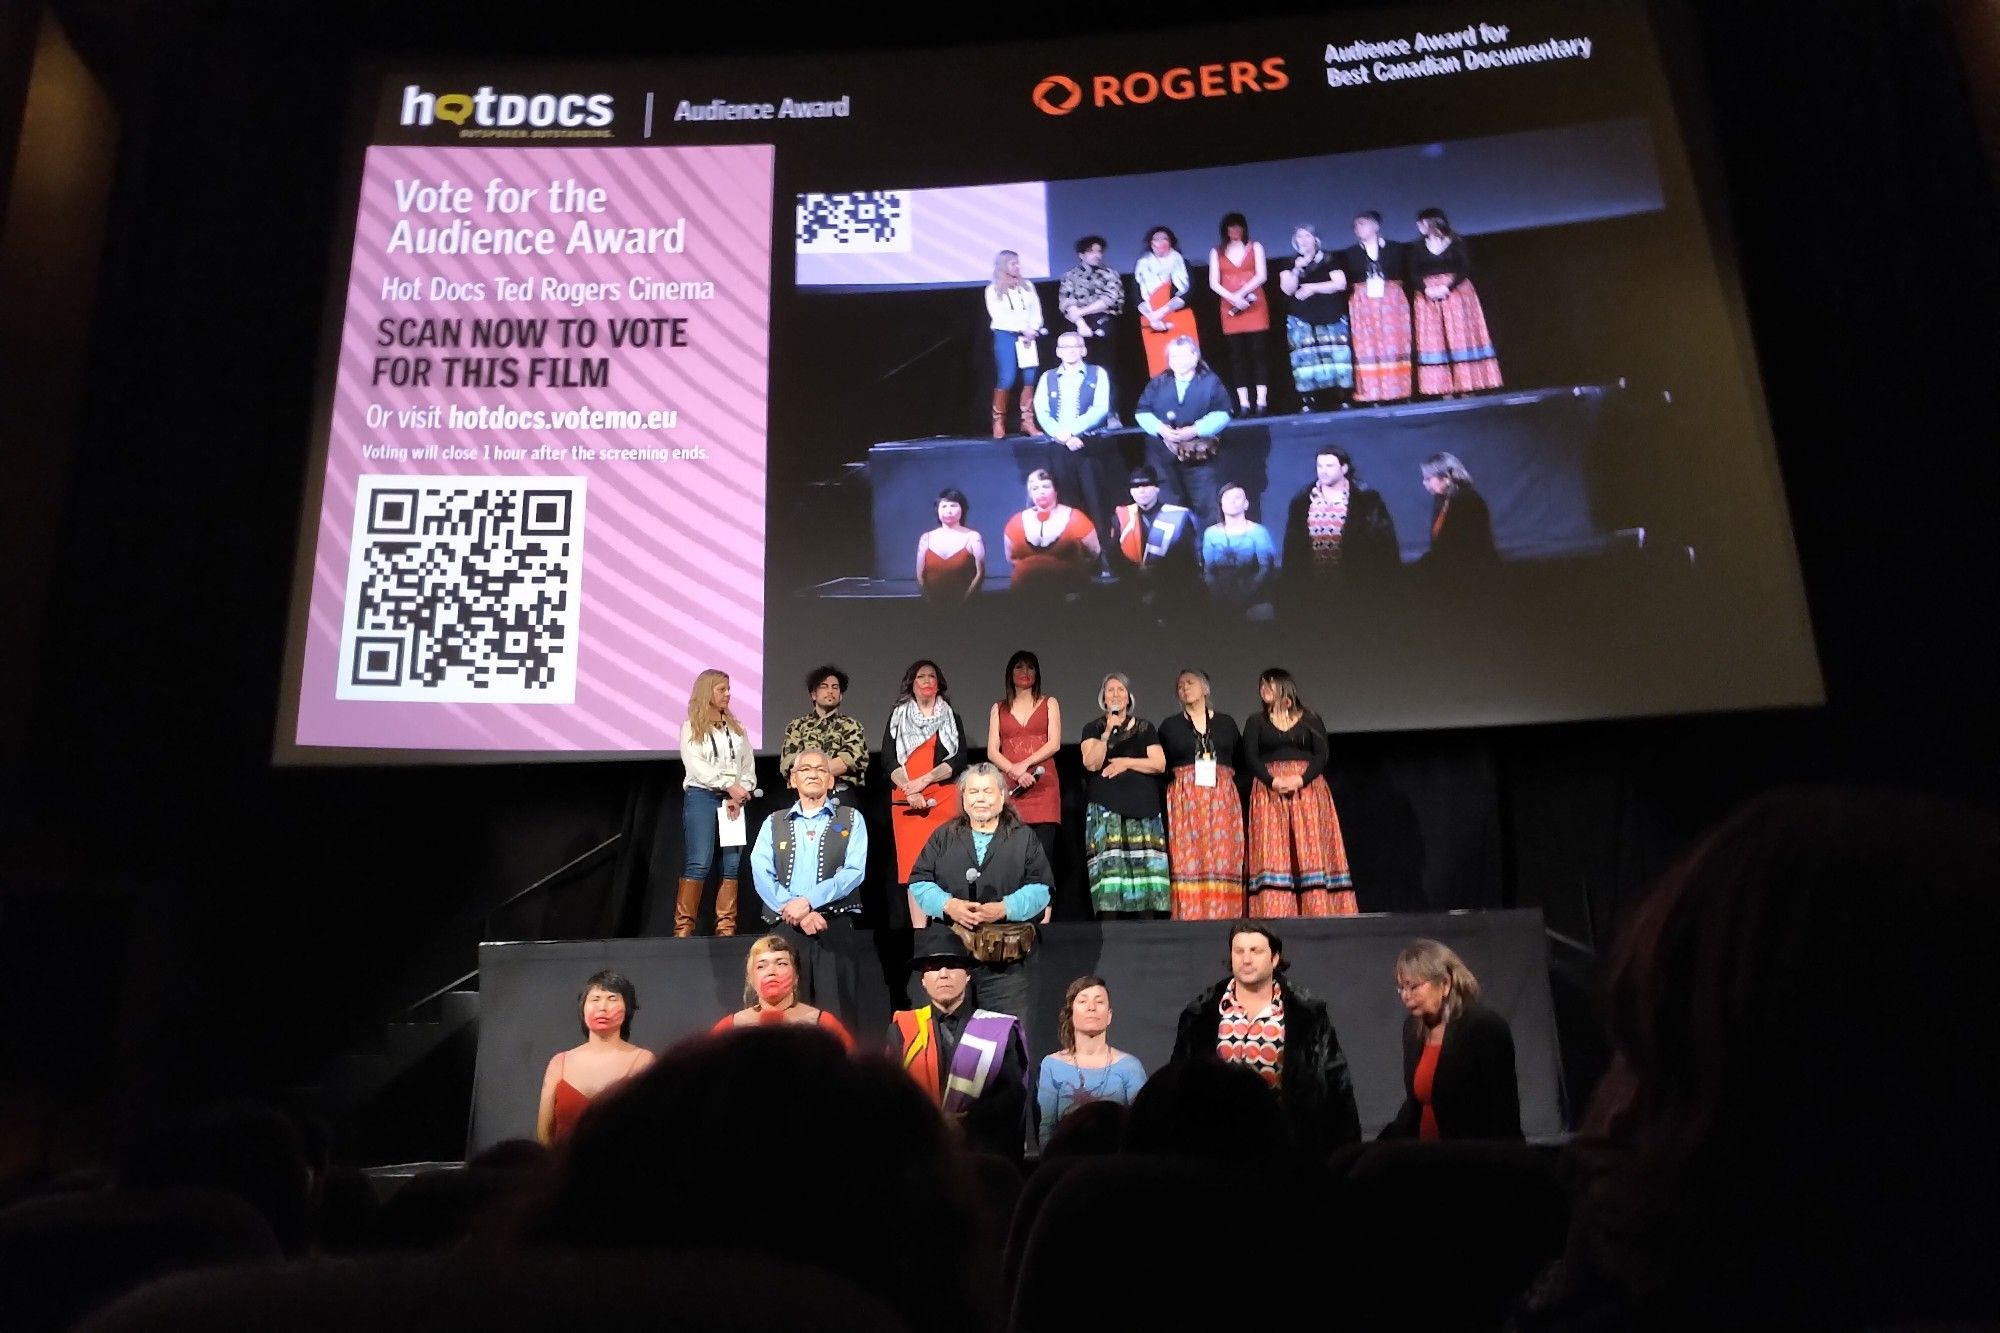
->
<box><xmin>705</xmin><ymin>725</ymin><xmax>739</xmax><ymax>771</ymax></box>
<box><xmin>1188</xmin><ymin>707</ymin><xmax>1216</xmax><ymax>760</ymax></box>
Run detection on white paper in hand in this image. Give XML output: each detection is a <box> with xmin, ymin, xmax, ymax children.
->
<box><xmin>718</xmin><ymin>804</ymin><xmax>748</xmax><ymax>847</ymax></box>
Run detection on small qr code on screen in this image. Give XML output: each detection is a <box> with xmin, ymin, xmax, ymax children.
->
<box><xmin>795</xmin><ymin>190</ymin><xmax>912</xmax><ymax>255</ymax></box>
<box><xmin>335</xmin><ymin>476</ymin><xmax>588</xmax><ymax>705</ymax></box>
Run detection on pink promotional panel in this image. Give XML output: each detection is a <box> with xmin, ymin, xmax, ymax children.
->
<box><xmin>295</xmin><ymin>144</ymin><xmax>773</xmax><ymax>750</ymax></box>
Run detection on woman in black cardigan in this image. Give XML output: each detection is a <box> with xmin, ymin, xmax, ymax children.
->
<box><xmin>1381</xmin><ymin>938</ymin><xmax>1522</xmax><ymax>1140</ymax></box>
<box><xmin>1417</xmin><ymin>451</ymin><xmax>1497</xmax><ymax>568</ymax></box>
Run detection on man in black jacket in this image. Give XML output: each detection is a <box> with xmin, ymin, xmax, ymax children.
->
<box><xmin>1279</xmin><ymin>446</ymin><xmax>1402</xmax><ymax>617</ymax></box>
<box><xmin>1134</xmin><ymin>335</ymin><xmax>1234</xmax><ymax>526</ymax></box>
<box><xmin>906</xmin><ymin>764</ymin><xmax>1053</xmax><ymax>1026</ymax></box>
<box><xmin>1170</xmin><ymin>921</ymin><xmax>1361</xmax><ymax>1155</ymax></box>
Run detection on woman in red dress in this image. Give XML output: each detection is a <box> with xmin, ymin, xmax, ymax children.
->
<box><xmin>987</xmin><ymin>649</ymin><xmax>1064</xmax><ymax>912</ymax></box>
<box><xmin>1135</xmin><ymin>224</ymin><xmax>1199</xmax><ymax>377</ymax></box>
<box><xmin>713</xmin><ymin>935</ymin><xmax>856</xmax><ymax>1049</ymax></box>
<box><xmin>915</xmin><ymin>487</ymin><xmax>984</xmax><ymax>604</ymax></box>
<box><xmin>880</xmin><ymin>658</ymin><xmax>969</xmax><ymax>921</ymax></box>
<box><xmin>1208</xmin><ymin>212</ymin><xmax>1271</xmax><ymax>415</ymax></box>
<box><xmin>1003</xmin><ymin>469</ymin><xmax>1100</xmax><ymax>600</ymax></box>
<box><xmin>536</xmin><ymin>970</ymin><xmax>655</xmax><ymax>1144</ymax></box>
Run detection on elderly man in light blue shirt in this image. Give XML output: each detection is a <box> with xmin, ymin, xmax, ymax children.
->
<box><xmin>749</xmin><ymin>747</ymin><xmax>869</xmax><ymax>1023</ymax></box>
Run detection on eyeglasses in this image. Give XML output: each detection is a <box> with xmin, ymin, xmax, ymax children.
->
<box><xmin>1395</xmin><ymin>979</ymin><xmax>1436</xmax><ymax>996</ymax></box>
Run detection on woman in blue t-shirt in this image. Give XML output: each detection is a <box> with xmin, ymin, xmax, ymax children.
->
<box><xmin>1036</xmin><ymin>974</ymin><xmax>1148</xmax><ymax>1149</ymax></box>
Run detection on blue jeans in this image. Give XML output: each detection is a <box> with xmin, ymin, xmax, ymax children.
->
<box><xmin>993</xmin><ymin>330</ymin><xmax>1038</xmax><ymax>391</ymax></box>
<box><xmin>680</xmin><ymin>786</ymin><xmax>743</xmax><ymax>880</ymax></box>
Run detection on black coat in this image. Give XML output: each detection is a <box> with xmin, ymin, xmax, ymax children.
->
<box><xmin>1172</xmin><ymin>976</ymin><xmax>1361</xmax><ymax>1154</ymax></box>
<box><xmin>1422</xmin><ymin>484</ymin><xmax>1498</xmax><ymax>566</ymax></box>
<box><xmin>1280</xmin><ymin>482</ymin><xmax>1403</xmax><ymax>584</ymax></box>
<box><xmin>908</xmin><ymin>818</ymin><xmax>1052</xmax><ymax>907</ymax></box>
<box><xmin>1380</xmin><ymin>999</ymin><xmax>1523</xmax><ymax>1141</ymax></box>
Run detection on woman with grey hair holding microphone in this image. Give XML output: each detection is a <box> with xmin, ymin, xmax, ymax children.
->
<box><xmin>905</xmin><ymin>763</ymin><xmax>1053</xmax><ymax>1025</ymax></box>
<box><xmin>1079</xmin><ymin>672</ymin><xmax>1169</xmax><ymax>918</ymax></box>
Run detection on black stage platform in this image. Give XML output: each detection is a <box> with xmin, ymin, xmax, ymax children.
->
<box><xmin>472</xmin><ymin>909</ymin><xmax>1562</xmax><ymax>1151</ymax></box>
<box><xmin>839</xmin><ymin>384</ymin><xmax>1647</xmax><ymax>592</ymax></box>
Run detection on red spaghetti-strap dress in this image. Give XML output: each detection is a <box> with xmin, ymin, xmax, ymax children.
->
<box><xmin>921</xmin><ymin>544</ymin><xmax>978</xmax><ymax>602</ymax></box>
<box><xmin>550</xmin><ymin>1052</ymin><xmax>591</xmax><ymax>1142</ymax></box>
<box><xmin>998</xmin><ymin>696</ymin><xmax>1061</xmax><ymax>825</ymax></box>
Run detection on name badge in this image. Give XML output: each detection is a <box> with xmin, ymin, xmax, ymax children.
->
<box><xmin>1366</xmin><ymin>275</ymin><xmax>1385</xmax><ymax>300</ymax></box>
<box><xmin>1194</xmin><ymin>758</ymin><xmax>1218</xmax><ymax>788</ymax></box>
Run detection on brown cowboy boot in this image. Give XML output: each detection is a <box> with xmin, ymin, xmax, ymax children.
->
<box><xmin>990</xmin><ymin>389</ymin><xmax>1009</xmax><ymax>439</ymax></box>
<box><xmin>713</xmin><ymin>879</ymin><xmax>740</xmax><ymax>936</ymax></box>
<box><xmin>1018</xmin><ymin>385</ymin><xmax>1042</xmax><ymax>436</ymax></box>
<box><xmin>674</xmin><ymin>877</ymin><xmax>703</xmax><ymax>938</ymax></box>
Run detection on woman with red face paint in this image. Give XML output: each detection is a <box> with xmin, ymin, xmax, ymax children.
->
<box><xmin>537</xmin><ymin>970</ymin><xmax>655</xmax><ymax>1144</ymax></box>
<box><xmin>712</xmin><ymin>934</ymin><xmax>856</xmax><ymax>1049</ymax></box>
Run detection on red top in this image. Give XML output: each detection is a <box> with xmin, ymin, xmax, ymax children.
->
<box><xmin>550</xmin><ymin>1078</ymin><xmax>591</xmax><ymax>1143</ymax></box>
<box><xmin>1214</xmin><ymin>242</ymin><xmax>1270</xmax><ymax>333</ymax></box>
<box><xmin>549</xmin><ymin>1049</ymin><xmax>647</xmax><ymax>1143</ymax></box>
<box><xmin>711</xmin><ymin>1008</ymin><xmax>856</xmax><ymax>1050</ymax></box>
<box><xmin>921</xmin><ymin>545</ymin><xmax>978</xmax><ymax>602</ymax></box>
<box><xmin>997</xmin><ymin>696</ymin><xmax>1061</xmax><ymax>824</ymax></box>
<box><xmin>1004</xmin><ymin>506</ymin><xmax>1097</xmax><ymax>597</ymax></box>
<box><xmin>1413</xmin><ymin>1039</ymin><xmax>1443</xmax><ymax>1141</ymax></box>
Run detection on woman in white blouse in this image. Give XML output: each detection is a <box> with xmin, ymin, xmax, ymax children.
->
<box><xmin>676</xmin><ymin>668</ymin><xmax>754</xmax><ymax>937</ymax></box>
<box><xmin>986</xmin><ymin>249</ymin><xmax>1048</xmax><ymax>439</ymax></box>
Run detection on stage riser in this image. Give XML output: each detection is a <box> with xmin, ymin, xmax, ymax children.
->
<box><xmin>472</xmin><ymin>909</ymin><xmax>1561</xmax><ymax>1151</ymax></box>
<box><xmin>867</xmin><ymin>386</ymin><xmax>1626</xmax><ymax>581</ymax></box>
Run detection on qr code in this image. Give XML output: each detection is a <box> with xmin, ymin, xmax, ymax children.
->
<box><xmin>336</xmin><ymin>476</ymin><xmax>588</xmax><ymax>705</ymax></box>
<box><xmin>795</xmin><ymin>190</ymin><xmax>912</xmax><ymax>255</ymax></box>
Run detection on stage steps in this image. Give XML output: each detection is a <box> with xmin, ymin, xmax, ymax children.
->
<box><xmin>310</xmin><ymin>987</ymin><xmax>482</xmax><ymax>1165</ymax></box>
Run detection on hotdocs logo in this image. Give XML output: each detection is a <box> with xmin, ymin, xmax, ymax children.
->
<box><xmin>399</xmin><ymin>84</ymin><xmax>616</xmax><ymax>133</ymax></box>
<box><xmin>1031</xmin><ymin>57</ymin><xmax>1289</xmax><ymax>115</ymax></box>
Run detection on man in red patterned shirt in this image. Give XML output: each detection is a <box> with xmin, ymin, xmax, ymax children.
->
<box><xmin>1170</xmin><ymin>921</ymin><xmax>1361</xmax><ymax>1153</ymax></box>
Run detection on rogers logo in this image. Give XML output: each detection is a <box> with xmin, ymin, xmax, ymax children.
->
<box><xmin>1032</xmin><ymin>57</ymin><xmax>1289</xmax><ymax>115</ymax></box>
<box><xmin>399</xmin><ymin>84</ymin><xmax>615</xmax><ymax>130</ymax></box>
<box><xmin>1032</xmin><ymin>75</ymin><xmax>1084</xmax><ymax>116</ymax></box>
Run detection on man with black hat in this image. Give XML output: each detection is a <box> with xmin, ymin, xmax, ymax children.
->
<box><xmin>1170</xmin><ymin>920</ymin><xmax>1362</xmax><ymax>1155</ymax></box>
<box><xmin>1110</xmin><ymin>463</ymin><xmax>1201</xmax><ymax>602</ymax></box>
<box><xmin>888</xmin><ymin>925</ymin><xmax>1031</xmax><ymax>1160</ymax></box>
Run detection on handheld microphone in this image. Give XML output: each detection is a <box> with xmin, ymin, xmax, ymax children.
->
<box><xmin>964</xmin><ymin>867</ymin><xmax>980</xmax><ymax>884</ymax></box>
<box><xmin>1011</xmin><ymin>764</ymin><xmax>1045</xmax><ymax>794</ymax></box>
